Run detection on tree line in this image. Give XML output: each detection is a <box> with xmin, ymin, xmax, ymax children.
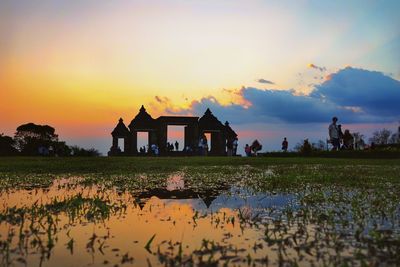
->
<box><xmin>0</xmin><ymin>123</ymin><xmax>100</xmax><ymax>156</ymax></box>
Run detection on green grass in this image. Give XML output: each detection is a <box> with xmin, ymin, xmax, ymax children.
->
<box><xmin>0</xmin><ymin>156</ymin><xmax>399</xmax><ymax>174</ymax></box>
<box><xmin>0</xmin><ymin>156</ymin><xmax>399</xmax><ymax>191</ymax></box>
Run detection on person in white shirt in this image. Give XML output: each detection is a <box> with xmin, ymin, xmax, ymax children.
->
<box><xmin>329</xmin><ymin>117</ymin><xmax>340</xmax><ymax>151</ymax></box>
<box><xmin>232</xmin><ymin>138</ymin><xmax>238</xmax><ymax>155</ymax></box>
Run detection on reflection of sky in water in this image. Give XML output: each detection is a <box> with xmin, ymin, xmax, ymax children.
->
<box><xmin>1</xmin><ymin>175</ymin><xmax>398</xmax><ymax>266</ymax></box>
<box><xmin>167</xmin><ymin>187</ymin><xmax>297</xmax><ymax>215</ymax></box>
<box><xmin>212</xmin><ymin>187</ymin><xmax>296</xmax><ymax>210</ymax></box>
<box><xmin>0</xmin><ymin>176</ymin><xmax>300</xmax><ymax>266</ymax></box>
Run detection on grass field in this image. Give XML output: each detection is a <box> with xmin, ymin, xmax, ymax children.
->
<box><xmin>1</xmin><ymin>156</ymin><xmax>399</xmax><ymax>174</ymax></box>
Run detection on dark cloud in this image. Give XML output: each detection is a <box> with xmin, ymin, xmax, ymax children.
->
<box><xmin>311</xmin><ymin>67</ymin><xmax>400</xmax><ymax>117</ymax></box>
<box><xmin>166</xmin><ymin>67</ymin><xmax>400</xmax><ymax>125</ymax></box>
<box><xmin>257</xmin><ymin>78</ymin><xmax>274</xmax><ymax>84</ymax></box>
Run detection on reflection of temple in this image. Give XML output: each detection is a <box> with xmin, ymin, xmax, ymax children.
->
<box><xmin>108</xmin><ymin>105</ymin><xmax>237</xmax><ymax>156</ymax></box>
<box><xmin>133</xmin><ymin>186</ymin><xmax>230</xmax><ymax>209</ymax></box>
<box><xmin>130</xmin><ymin>174</ymin><xmax>229</xmax><ymax>209</ymax></box>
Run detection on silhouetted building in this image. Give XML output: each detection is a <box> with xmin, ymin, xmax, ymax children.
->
<box><xmin>108</xmin><ymin>106</ymin><xmax>237</xmax><ymax>156</ymax></box>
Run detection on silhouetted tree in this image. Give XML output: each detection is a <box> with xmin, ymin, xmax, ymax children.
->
<box><xmin>294</xmin><ymin>139</ymin><xmax>325</xmax><ymax>153</ymax></box>
<box><xmin>53</xmin><ymin>141</ymin><xmax>72</xmax><ymax>156</ymax></box>
<box><xmin>0</xmin><ymin>134</ymin><xmax>18</xmax><ymax>156</ymax></box>
<box><xmin>70</xmin><ymin>146</ymin><xmax>101</xmax><ymax>156</ymax></box>
<box><xmin>14</xmin><ymin>123</ymin><xmax>59</xmax><ymax>155</ymax></box>
<box><xmin>294</xmin><ymin>139</ymin><xmax>313</xmax><ymax>154</ymax></box>
<box><xmin>369</xmin><ymin>129</ymin><xmax>392</xmax><ymax>145</ymax></box>
<box><xmin>389</xmin><ymin>125</ymin><xmax>400</xmax><ymax>144</ymax></box>
<box><xmin>301</xmin><ymin>139</ymin><xmax>312</xmax><ymax>154</ymax></box>
<box><xmin>312</xmin><ymin>140</ymin><xmax>326</xmax><ymax>151</ymax></box>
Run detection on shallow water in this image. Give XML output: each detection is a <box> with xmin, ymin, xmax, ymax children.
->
<box><xmin>0</xmin><ymin>173</ymin><xmax>399</xmax><ymax>266</ymax></box>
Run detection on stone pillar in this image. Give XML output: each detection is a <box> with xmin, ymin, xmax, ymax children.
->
<box><xmin>149</xmin><ymin>131</ymin><xmax>157</xmax><ymax>147</ymax></box>
<box><xmin>112</xmin><ymin>136</ymin><xmax>118</xmax><ymax>148</ymax></box>
<box><xmin>124</xmin><ymin>137</ymin><xmax>130</xmax><ymax>154</ymax></box>
<box><xmin>158</xmin><ymin>123</ymin><xmax>168</xmax><ymax>155</ymax></box>
<box><xmin>191</xmin><ymin>123</ymin><xmax>199</xmax><ymax>150</ymax></box>
<box><xmin>131</xmin><ymin>132</ymin><xmax>137</xmax><ymax>155</ymax></box>
<box><xmin>210</xmin><ymin>132</ymin><xmax>225</xmax><ymax>155</ymax></box>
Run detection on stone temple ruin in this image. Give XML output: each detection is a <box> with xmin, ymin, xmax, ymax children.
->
<box><xmin>108</xmin><ymin>105</ymin><xmax>237</xmax><ymax>156</ymax></box>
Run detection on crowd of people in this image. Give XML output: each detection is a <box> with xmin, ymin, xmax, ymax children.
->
<box><xmin>328</xmin><ymin>116</ymin><xmax>354</xmax><ymax>151</ymax></box>
<box><xmin>244</xmin><ymin>139</ymin><xmax>262</xmax><ymax>156</ymax></box>
<box><xmin>138</xmin><ymin>116</ymin><xmax>356</xmax><ymax>156</ymax></box>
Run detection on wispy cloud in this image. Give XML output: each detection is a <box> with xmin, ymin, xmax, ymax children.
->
<box><xmin>256</xmin><ymin>78</ymin><xmax>274</xmax><ymax>84</ymax></box>
<box><xmin>307</xmin><ymin>63</ymin><xmax>326</xmax><ymax>72</ymax></box>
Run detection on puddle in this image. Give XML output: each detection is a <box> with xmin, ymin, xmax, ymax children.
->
<box><xmin>0</xmin><ymin>173</ymin><xmax>399</xmax><ymax>266</ymax></box>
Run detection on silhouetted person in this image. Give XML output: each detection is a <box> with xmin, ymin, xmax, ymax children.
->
<box><xmin>232</xmin><ymin>137</ymin><xmax>238</xmax><ymax>155</ymax></box>
<box><xmin>250</xmin><ymin>140</ymin><xmax>262</xmax><ymax>156</ymax></box>
<box><xmin>301</xmin><ymin>139</ymin><xmax>312</xmax><ymax>154</ymax></box>
<box><xmin>175</xmin><ymin>141</ymin><xmax>179</xmax><ymax>151</ymax></box>
<box><xmin>185</xmin><ymin>145</ymin><xmax>193</xmax><ymax>155</ymax></box>
<box><xmin>342</xmin><ymin>129</ymin><xmax>354</xmax><ymax>150</ymax></box>
<box><xmin>329</xmin><ymin>117</ymin><xmax>340</xmax><ymax>151</ymax></box>
<box><xmin>338</xmin><ymin>124</ymin><xmax>344</xmax><ymax>139</ymax></box>
<box><xmin>244</xmin><ymin>144</ymin><xmax>251</xmax><ymax>157</ymax></box>
<box><xmin>282</xmin><ymin>137</ymin><xmax>288</xmax><ymax>152</ymax></box>
<box><xmin>370</xmin><ymin>142</ymin><xmax>376</xmax><ymax>150</ymax></box>
<box><xmin>198</xmin><ymin>136</ymin><xmax>204</xmax><ymax>155</ymax></box>
<box><xmin>203</xmin><ymin>135</ymin><xmax>208</xmax><ymax>156</ymax></box>
<box><xmin>226</xmin><ymin>139</ymin><xmax>233</xmax><ymax>156</ymax></box>
<box><xmin>198</xmin><ymin>135</ymin><xmax>208</xmax><ymax>156</ymax></box>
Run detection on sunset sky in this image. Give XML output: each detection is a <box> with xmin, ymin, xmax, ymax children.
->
<box><xmin>1</xmin><ymin>0</ymin><xmax>399</xmax><ymax>154</ymax></box>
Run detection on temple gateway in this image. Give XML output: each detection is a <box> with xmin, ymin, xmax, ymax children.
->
<box><xmin>108</xmin><ymin>106</ymin><xmax>237</xmax><ymax>156</ymax></box>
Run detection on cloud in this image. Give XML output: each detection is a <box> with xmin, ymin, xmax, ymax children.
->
<box><xmin>307</xmin><ymin>63</ymin><xmax>326</xmax><ymax>72</ymax></box>
<box><xmin>149</xmin><ymin>96</ymin><xmax>187</xmax><ymax>116</ymax></box>
<box><xmin>311</xmin><ymin>67</ymin><xmax>400</xmax><ymax>117</ymax></box>
<box><xmin>257</xmin><ymin>78</ymin><xmax>274</xmax><ymax>84</ymax></box>
<box><xmin>166</xmin><ymin>89</ymin><xmax>349</xmax><ymax>124</ymax></box>
<box><xmin>157</xmin><ymin>67</ymin><xmax>400</xmax><ymax>125</ymax></box>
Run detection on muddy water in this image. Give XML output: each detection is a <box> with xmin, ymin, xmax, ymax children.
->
<box><xmin>0</xmin><ymin>173</ymin><xmax>399</xmax><ymax>266</ymax></box>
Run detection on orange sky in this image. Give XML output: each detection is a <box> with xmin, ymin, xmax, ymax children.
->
<box><xmin>1</xmin><ymin>0</ymin><xmax>399</xmax><ymax>153</ymax></box>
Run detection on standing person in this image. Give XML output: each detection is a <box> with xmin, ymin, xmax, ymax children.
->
<box><xmin>342</xmin><ymin>129</ymin><xmax>354</xmax><ymax>150</ymax></box>
<box><xmin>151</xmin><ymin>144</ymin><xmax>156</xmax><ymax>155</ymax></box>
<box><xmin>232</xmin><ymin>137</ymin><xmax>238</xmax><ymax>156</ymax></box>
<box><xmin>338</xmin><ymin>124</ymin><xmax>344</xmax><ymax>147</ymax></box>
<box><xmin>251</xmin><ymin>140</ymin><xmax>262</xmax><ymax>156</ymax></box>
<box><xmin>226</xmin><ymin>139</ymin><xmax>233</xmax><ymax>156</ymax></box>
<box><xmin>174</xmin><ymin>141</ymin><xmax>179</xmax><ymax>151</ymax></box>
<box><xmin>329</xmin><ymin>117</ymin><xmax>340</xmax><ymax>151</ymax></box>
<box><xmin>281</xmin><ymin>137</ymin><xmax>288</xmax><ymax>152</ymax></box>
<box><xmin>198</xmin><ymin>136</ymin><xmax>204</xmax><ymax>155</ymax></box>
<box><xmin>244</xmin><ymin>144</ymin><xmax>251</xmax><ymax>157</ymax></box>
<box><xmin>203</xmin><ymin>134</ymin><xmax>208</xmax><ymax>156</ymax></box>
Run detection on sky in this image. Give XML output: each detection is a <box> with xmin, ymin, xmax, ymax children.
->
<box><xmin>0</xmin><ymin>0</ymin><xmax>399</xmax><ymax>154</ymax></box>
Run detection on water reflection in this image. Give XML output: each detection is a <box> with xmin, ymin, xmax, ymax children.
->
<box><xmin>135</xmin><ymin>174</ymin><xmax>232</xmax><ymax>209</ymax></box>
<box><xmin>0</xmin><ymin>173</ymin><xmax>399</xmax><ymax>266</ymax></box>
